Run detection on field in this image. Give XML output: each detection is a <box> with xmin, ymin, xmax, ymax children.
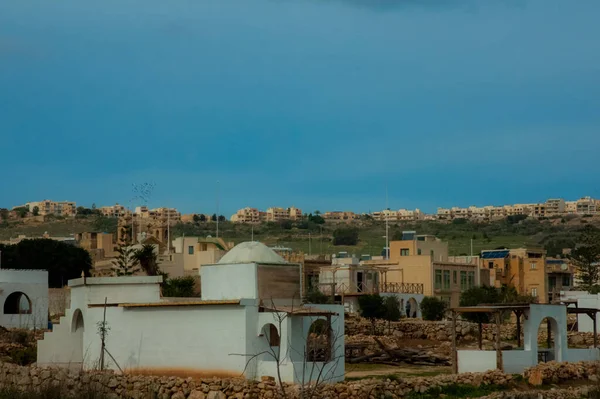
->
<box><xmin>1</xmin><ymin>214</ymin><xmax>598</xmax><ymax>256</ymax></box>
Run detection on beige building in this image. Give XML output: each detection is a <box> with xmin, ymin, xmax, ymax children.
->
<box><xmin>576</xmin><ymin>196</ymin><xmax>599</xmax><ymax>215</ymax></box>
<box><xmin>18</xmin><ymin>200</ymin><xmax>77</xmax><ymax>217</ymax></box>
<box><xmin>265</xmin><ymin>206</ymin><xmax>302</xmax><ymax>222</ymax></box>
<box><xmin>230</xmin><ymin>207</ymin><xmax>264</xmax><ymax>223</ymax></box>
<box><xmin>75</xmin><ymin>232</ymin><xmax>116</xmax><ymax>259</ymax></box>
<box><xmin>384</xmin><ymin>232</ymin><xmax>484</xmax><ymax>307</ymax></box>
<box><xmin>322</xmin><ymin>211</ymin><xmax>358</xmax><ymax>222</ymax></box>
<box><xmin>545</xmin><ymin>199</ymin><xmax>566</xmax><ymax>216</ymax></box>
<box><xmin>171</xmin><ymin>236</ymin><xmax>234</xmax><ymax>273</ymax></box>
<box><xmin>372</xmin><ymin>209</ymin><xmax>423</xmax><ymax>222</ymax></box>
<box><xmin>480</xmin><ymin>247</ymin><xmax>548</xmax><ymax>303</ymax></box>
<box><xmin>135</xmin><ymin>206</ymin><xmax>181</xmax><ymax>221</ymax></box>
<box><xmin>98</xmin><ymin>203</ymin><xmax>130</xmax><ymax>218</ymax></box>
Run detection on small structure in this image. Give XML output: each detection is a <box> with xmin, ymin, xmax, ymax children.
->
<box><xmin>451</xmin><ymin>304</ymin><xmax>600</xmax><ymax>375</ymax></box>
<box><xmin>37</xmin><ymin>242</ymin><xmax>345</xmax><ymax>383</ymax></box>
<box><xmin>0</xmin><ymin>269</ymin><xmax>48</xmax><ymax>329</ymax></box>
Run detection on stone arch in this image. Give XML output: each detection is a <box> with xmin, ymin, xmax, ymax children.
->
<box><xmin>406</xmin><ymin>297</ymin><xmax>419</xmax><ymax>318</ymax></box>
<box><xmin>3</xmin><ymin>292</ymin><xmax>32</xmax><ymax>314</ymax></box>
<box><xmin>72</xmin><ymin>309</ymin><xmax>84</xmax><ymax>333</ymax></box>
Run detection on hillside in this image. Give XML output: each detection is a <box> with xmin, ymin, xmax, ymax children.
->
<box><xmin>1</xmin><ymin>214</ymin><xmax>597</xmax><ymax>257</ymax></box>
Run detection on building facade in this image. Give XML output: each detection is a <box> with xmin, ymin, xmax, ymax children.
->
<box><xmin>17</xmin><ymin>200</ymin><xmax>77</xmax><ymax>217</ymax></box>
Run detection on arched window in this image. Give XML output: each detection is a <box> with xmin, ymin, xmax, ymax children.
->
<box><xmin>307</xmin><ymin>319</ymin><xmax>331</xmax><ymax>362</ymax></box>
<box><xmin>72</xmin><ymin>309</ymin><xmax>84</xmax><ymax>333</ymax></box>
<box><xmin>3</xmin><ymin>292</ymin><xmax>32</xmax><ymax>314</ymax></box>
<box><xmin>262</xmin><ymin>323</ymin><xmax>280</xmax><ymax>347</ymax></box>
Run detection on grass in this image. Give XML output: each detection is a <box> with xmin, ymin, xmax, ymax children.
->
<box><xmin>405</xmin><ymin>383</ymin><xmax>507</xmax><ymax>399</ymax></box>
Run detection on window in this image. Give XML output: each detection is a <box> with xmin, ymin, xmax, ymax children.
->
<box><xmin>531</xmin><ymin>287</ymin><xmax>538</xmax><ymax>297</ymax></box>
<box><xmin>269</xmin><ymin>324</ymin><xmax>280</xmax><ymax>347</ymax></box>
<box><xmin>488</xmin><ymin>262</ymin><xmax>494</xmax><ymax>269</ymax></box>
<box><xmin>443</xmin><ymin>270</ymin><xmax>450</xmax><ymax>290</ymax></box>
<box><xmin>430</xmin><ymin>250</ymin><xmax>435</xmax><ymax>259</ymax></box>
<box><xmin>460</xmin><ymin>271</ymin><xmax>467</xmax><ymax>291</ymax></box>
<box><xmin>417</xmin><ymin>249</ymin><xmax>422</xmax><ymax>255</ymax></box>
<box><xmin>467</xmin><ymin>271</ymin><xmax>475</xmax><ymax>289</ymax></box>
<box><xmin>435</xmin><ymin>270</ymin><xmax>442</xmax><ymax>290</ymax></box>
<box><xmin>530</xmin><ymin>263</ymin><xmax>537</xmax><ymax>270</ymax></box>
<box><xmin>562</xmin><ymin>275</ymin><xmax>571</xmax><ymax>287</ymax></box>
<box><xmin>453</xmin><ymin>271</ymin><xmax>457</xmax><ymax>284</ymax></box>
<box><xmin>188</xmin><ymin>246</ymin><xmax>194</xmax><ymax>255</ymax></box>
<box><xmin>400</xmin><ymin>249</ymin><xmax>410</xmax><ymax>256</ymax></box>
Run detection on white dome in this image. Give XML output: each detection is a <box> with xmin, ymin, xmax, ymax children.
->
<box><xmin>218</xmin><ymin>241</ymin><xmax>288</xmax><ymax>265</ymax></box>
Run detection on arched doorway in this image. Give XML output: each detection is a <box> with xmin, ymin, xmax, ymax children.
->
<box><xmin>3</xmin><ymin>292</ymin><xmax>32</xmax><ymax>314</ymax></box>
<box><xmin>259</xmin><ymin>323</ymin><xmax>280</xmax><ymax>361</ymax></box>
<box><xmin>71</xmin><ymin>309</ymin><xmax>85</xmax><ymax>365</ymax></box>
<box><xmin>538</xmin><ymin>317</ymin><xmax>561</xmax><ymax>363</ymax></box>
<box><xmin>406</xmin><ymin>298</ymin><xmax>419</xmax><ymax>318</ymax></box>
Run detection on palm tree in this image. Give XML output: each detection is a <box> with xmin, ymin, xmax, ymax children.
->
<box><xmin>133</xmin><ymin>244</ymin><xmax>160</xmax><ymax>276</ymax></box>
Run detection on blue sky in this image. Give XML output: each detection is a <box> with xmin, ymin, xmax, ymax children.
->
<box><xmin>1</xmin><ymin>0</ymin><xmax>599</xmax><ymax>215</ymax></box>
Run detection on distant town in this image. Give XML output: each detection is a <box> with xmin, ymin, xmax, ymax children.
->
<box><xmin>3</xmin><ymin>196</ymin><xmax>599</xmax><ymax>223</ymax></box>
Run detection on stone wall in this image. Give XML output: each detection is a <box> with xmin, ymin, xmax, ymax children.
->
<box><xmin>1</xmin><ymin>361</ymin><xmax>599</xmax><ymax>399</ymax></box>
<box><xmin>346</xmin><ymin>317</ymin><xmax>597</xmax><ymax>347</ymax></box>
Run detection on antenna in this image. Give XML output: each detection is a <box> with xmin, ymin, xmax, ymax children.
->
<box><xmin>216</xmin><ymin>180</ymin><xmax>220</xmax><ymax>238</ymax></box>
<box><xmin>251</xmin><ymin>224</ymin><xmax>254</xmax><ymax>242</ymax></box>
<box><xmin>385</xmin><ymin>184</ymin><xmax>389</xmax><ymax>260</ymax></box>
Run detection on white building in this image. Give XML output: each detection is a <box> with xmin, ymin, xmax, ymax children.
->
<box><xmin>37</xmin><ymin>242</ymin><xmax>345</xmax><ymax>384</ymax></box>
<box><xmin>0</xmin><ymin>269</ymin><xmax>48</xmax><ymax>329</ymax></box>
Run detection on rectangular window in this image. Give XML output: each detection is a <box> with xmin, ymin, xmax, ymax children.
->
<box><xmin>188</xmin><ymin>246</ymin><xmax>194</xmax><ymax>255</ymax></box>
<box><xmin>401</xmin><ymin>248</ymin><xmax>410</xmax><ymax>256</ymax></box>
<box><xmin>435</xmin><ymin>270</ymin><xmax>442</xmax><ymax>290</ymax></box>
<box><xmin>417</xmin><ymin>249</ymin><xmax>422</xmax><ymax>255</ymax></box>
<box><xmin>488</xmin><ymin>262</ymin><xmax>494</xmax><ymax>269</ymax></box>
<box><xmin>531</xmin><ymin>287</ymin><xmax>538</xmax><ymax>297</ymax></box>
<box><xmin>453</xmin><ymin>270</ymin><xmax>457</xmax><ymax>284</ymax></box>
<box><xmin>460</xmin><ymin>271</ymin><xmax>467</xmax><ymax>291</ymax></box>
<box><xmin>530</xmin><ymin>263</ymin><xmax>537</xmax><ymax>270</ymax></box>
<box><xmin>443</xmin><ymin>270</ymin><xmax>451</xmax><ymax>290</ymax></box>
<box><xmin>562</xmin><ymin>275</ymin><xmax>571</xmax><ymax>286</ymax></box>
<box><xmin>467</xmin><ymin>271</ymin><xmax>475</xmax><ymax>289</ymax></box>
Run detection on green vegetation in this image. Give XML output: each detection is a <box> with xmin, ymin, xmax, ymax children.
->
<box><xmin>0</xmin><ymin>239</ymin><xmax>91</xmax><ymax>288</ymax></box>
<box><xmin>111</xmin><ymin>245</ymin><xmax>140</xmax><ymax>276</ymax></box>
<box><xmin>332</xmin><ymin>227</ymin><xmax>359</xmax><ymax>246</ymax></box>
<box><xmin>568</xmin><ymin>225</ymin><xmax>600</xmax><ymax>287</ymax></box>
<box><xmin>303</xmin><ymin>289</ymin><xmax>332</xmax><ymax>304</ymax></box>
<box><xmin>459</xmin><ymin>285</ymin><xmax>537</xmax><ymax>323</ymax></box>
<box><xmin>405</xmin><ymin>383</ymin><xmax>506</xmax><ymax>399</ymax></box>
<box><xmin>420</xmin><ymin>297</ymin><xmax>447</xmax><ymax>321</ymax></box>
<box><xmin>162</xmin><ymin>276</ymin><xmax>196</xmax><ymax>297</ymax></box>
<box><xmin>357</xmin><ymin>294</ymin><xmax>385</xmax><ymax>333</ymax></box>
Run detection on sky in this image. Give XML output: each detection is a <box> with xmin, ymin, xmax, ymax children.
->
<box><xmin>1</xmin><ymin>0</ymin><xmax>599</xmax><ymax>216</ymax></box>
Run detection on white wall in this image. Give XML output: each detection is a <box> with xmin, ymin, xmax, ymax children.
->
<box><xmin>0</xmin><ymin>270</ymin><xmax>48</xmax><ymax>329</ymax></box>
<box><xmin>502</xmin><ymin>351</ymin><xmax>535</xmax><ymax>374</ymax></box>
<box><xmin>565</xmin><ymin>348</ymin><xmax>600</xmax><ymax>363</ymax></box>
<box><xmin>68</xmin><ymin>277</ymin><xmax>162</xmax><ymax>305</ymax></box>
<box><xmin>201</xmin><ymin>263</ymin><xmax>257</xmax><ymax>300</ymax></box>
<box><xmin>457</xmin><ymin>350</ymin><xmax>496</xmax><ymax>373</ymax></box>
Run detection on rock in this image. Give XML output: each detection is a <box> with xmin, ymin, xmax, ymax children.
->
<box><xmin>188</xmin><ymin>391</ymin><xmax>206</xmax><ymax>399</ymax></box>
<box><xmin>171</xmin><ymin>392</ymin><xmax>185</xmax><ymax>399</ymax></box>
<box><xmin>207</xmin><ymin>392</ymin><xmax>226</xmax><ymax>399</ymax></box>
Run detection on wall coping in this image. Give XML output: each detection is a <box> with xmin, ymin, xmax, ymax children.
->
<box><xmin>69</xmin><ymin>276</ymin><xmax>163</xmax><ymax>287</ymax></box>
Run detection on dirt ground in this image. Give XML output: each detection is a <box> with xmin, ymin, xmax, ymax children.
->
<box><xmin>345</xmin><ymin>363</ymin><xmax>451</xmax><ymax>379</ymax></box>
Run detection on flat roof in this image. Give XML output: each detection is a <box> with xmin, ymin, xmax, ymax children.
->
<box><xmin>88</xmin><ymin>300</ymin><xmax>240</xmax><ymax>308</ymax></box>
<box><xmin>260</xmin><ymin>305</ymin><xmax>338</xmax><ymax>316</ymax></box>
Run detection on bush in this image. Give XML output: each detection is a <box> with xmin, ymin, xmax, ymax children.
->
<box><xmin>8</xmin><ymin>346</ymin><xmax>36</xmax><ymax>366</ymax></box>
<box><xmin>332</xmin><ymin>227</ymin><xmax>359</xmax><ymax>246</ymax></box>
<box><xmin>420</xmin><ymin>297</ymin><xmax>447</xmax><ymax>321</ymax></box>
<box><xmin>459</xmin><ymin>286</ymin><xmax>499</xmax><ymax>323</ymax></box>
<box><xmin>162</xmin><ymin>276</ymin><xmax>196</xmax><ymax>297</ymax></box>
<box><xmin>303</xmin><ymin>290</ymin><xmax>332</xmax><ymax>304</ymax></box>
<box><xmin>358</xmin><ymin>294</ymin><xmax>385</xmax><ymax>333</ymax></box>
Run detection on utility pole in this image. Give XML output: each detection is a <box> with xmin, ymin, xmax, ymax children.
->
<box><xmin>167</xmin><ymin>209</ymin><xmax>170</xmax><ymax>254</ymax></box>
<box><xmin>251</xmin><ymin>225</ymin><xmax>254</xmax><ymax>242</ymax></box>
<box><xmin>309</xmin><ymin>233</ymin><xmax>312</xmax><ymax>255</ymax></box>
<box><xmin>385</xmin><ymin>185</ymin><xmax>389</xmax><ymax>260</ymax></box>
<box><xmin>216</xmin><ymin>180</ymin><xmax>220</xmax><ymax>238</ymax></box>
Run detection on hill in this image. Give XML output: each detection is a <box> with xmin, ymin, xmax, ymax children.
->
<box><xmin>1</xmin><ymin>214</ymin><xmax>597</xmax><ymax>257</ymax></box>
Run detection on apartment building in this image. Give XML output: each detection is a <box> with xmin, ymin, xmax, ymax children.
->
<box><xmin>546</xmin><ymin>258</ymin><xmax>575</xmax><ymax>303</ymax></box>
<box><xmin>230</xmin><ymin>207</ymin><xmax>264</xmax><ymax>223</ymax></box>
<box><xmin>576</xmin><ymin>196</ymin><xmax>599</xmax><ymax>215</ymax></box>
<box><xmin>98</xmin><ymin>203</ymin><xmax>130</xmax><ymax>218</ymax></box>
<box><xmin>322</xmin><ymin>211</ymin><xmax>358</xmax><ymax>222</ymax></box>
<box><xmin>371</xmin><ymin>209</ymin><xmax>423</xmax><ymax>222</ymax></box>
<box><xmin>480</xmin><ymin>247</ymin><xmax>548</xmax><ymax>303</ymax></box>
<box><xmin>18</xmin><ymin>200</ymin><xmax>77</xmax><ymax>217</ymax></box>
<box><xmin>134</xmin><ymin>206</ymin><xmax>181</xmax><ymax>221</ymax></box>
<box><xmin>265</xmin><ymin>206</ymin><xmax>303</xmax><ymax>222</ymax></box>
<box><xmin>545</xmin><ymin>199</ymin><xmax>566</xmax><ymax>216</ymax></box>
<box><xmin>386</xmin><ymin>231</ymin><xmax>486</xmax><ymax>307</ymax></box>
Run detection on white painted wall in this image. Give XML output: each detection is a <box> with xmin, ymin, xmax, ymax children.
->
<box><xmin>560</xmin><ymin>291</ymin><xmax>599</xmax><ymax>333</ymax></box>
<box><xmin>565</xmin><ymin>348</ymin><xmax>600</xmax><ymax>362</ymax></box>
<box><xmin>68</xmin><ymin>277</ymin><xmax>162</xmax><ymax>305</ymax></box>
<box><xmin>201</xmin><ymin>263</ymin><xmax>257</xmax><ymax>300</ymax></box>
<box><xmin>502</xmin><ymin>351</ymin><xmax>535</xmax><ymax>374</ymax></box>
<box><xmin>0</xmin><ymin>270</ymin><xmax>48</xmax><ymax>329</ymax></box>
<box><xmin>457</xmin><ymin>351</ymin><xmax>496</xmax><ymax>373</ymax></box>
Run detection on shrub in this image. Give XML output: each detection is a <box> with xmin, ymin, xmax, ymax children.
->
<box><xmin>332</xmin><ymin>228</ymin><xmax>359</xmax><ymax>246</ymax></box>
<box><xmin>420</xmin><ymin>297</ymin><xmax>447</xmax><ymax>321</ymax></box>
<box><xmin>303</xmin><ymin>290</ymin><xmax>332</xmax><ymax>304</ymax></box>
<box><xmin>162</xmin><ymin>276</ymin><xmax>196</xmax><ymax>297</ymax></box>
<box><xmin>8</xmin><ymin>346</ymin><xmax>36</xmax><ymax>366</ymax></box>
<box><xmin>357</xmin><ymin>294</ymin><xmax>385</xmax><ymax>334</ymax></box>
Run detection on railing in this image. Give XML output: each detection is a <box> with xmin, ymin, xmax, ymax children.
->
<box><xmin>379</xmin><ymin>282</ymin><xmax>424</xmax><ymax>294</ymax></box>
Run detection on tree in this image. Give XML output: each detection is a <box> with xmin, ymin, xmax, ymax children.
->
<box><xmin>133</xmin><ymin>244</ymin><xmax>160</xmax><ymax>276</ymax></box>
<box><xmin>199</xmin><ymin>214</ymin><xmax>207</xmax><ymax>222</ymax></box>
<box><xmin>193</xmin><ymin>214</ymin><xmax>201</xmax><ymax>223</ymax></box>
<box><xmin>162</xmin><ymin>276</ymin><xmax>196</xmax><ymax>297</ymax></box>
<box><xmin>218</xmin><ymin>215</ymin><xmax>226</xmax><ymax>222</ymax></box>
<box><xmin>303</xmin><ymin>290</ymin><xmax>332</xmax><ymax>305</ymax></box>
<box><xmin>420</xmin><ymin>297</ymin><xmax>447</xmax><ymax>321</ymax></box>
<box><xmin>569</xmin><ymin>225</ymin><xmax>600</xmax><ymax>287</ymax></box>
<box><xmin>332</xmin><ymin>227</ymin><xmax>359</xmax><ymax>246</ymax></box>
<box><xmin>76</xmin><ymin>206</ymin><xmax>93</xmax><ymax>216</ymax></box>
<box><xmin>0</xmin><ymin>209</ymin><xmax>8</xmax><ymax>221</ymax></box>
<box><xmin>308</xmin><ymin>214</ymin><xmax>325</xmax><ymax>225</ymax></box>
<box><xmin>357</xmin><ymin>294</ymin><xmax>385</xmax><ymax>334</ymax></box>
<box><xmin>14</xmin><ymin>207</ymin><xmax>28</xmax><ymax>218</ymax></box>
<box><xmin>112</xmin><ymin>245</ymin><xmax>140</xmax><ymax>276</ymax></box>
<box><xmin>32</xmin><ymin>206</ymin><xmax>39</xmax><ymax>216</ymax></box>
<box><xmin>0</xmin><ymin>239</ymin><xmax>91</xmax><ymax>287</ymax></box>
<box><xmin>383</xmin><ymin>296</ymin><xmax>402</xmax><ymax>333</ymax></box>
<box><xmin>211</xmin><ymin>214</ymin><xmax>217</xmax><ymax>222</ymax></box>
<box><xmin>459</xmin><ymin>286</ymin><xmax>500</xmax><ymax>323</ymax></box>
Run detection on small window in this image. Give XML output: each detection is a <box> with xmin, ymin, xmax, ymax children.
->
<box><xmin>562</xmin><ymin>275</ymin><xmax>571</xmax><ymax>286</ymax></box>
<box><xmin>434</xmin><ymin>270</ymin><xmax>442</xmax><ymax>290</ymax></box>
<box><xmin>530</xmin><ymin>263</ymin><xmax>536</xmax><ymax>270</ymax></box>
<box><xmin>417</xmin><ymin>249</ymin><xmax>422</xmax><ymax>255</ymax></box>
<box><xmin>531</xmin><ymin>288</ymin><xmax>538</xmax><ymax>297</ymax></box>
<box><xmin>443</xmin><ymin>270</ymin><xmax>450</xmax><ymax>290</ymax></box>
<box><xmin>488</xmin><ymin>262</ymin><xmax>494</xmax><ymax>269</ymax></box>
<box><xmin>400</xmin><ymin>249</ymin><xmax>410</xmax><ymax>256</ymax></box>
<box><xmin>453</xmin><ymin>270</ymin><xmax>457</xmax><ymax>284</ymax></box>
<box><xmin>188</xmin><ymin>246</ymin><xmax>194</xmax><ymax>255</ymax></box>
